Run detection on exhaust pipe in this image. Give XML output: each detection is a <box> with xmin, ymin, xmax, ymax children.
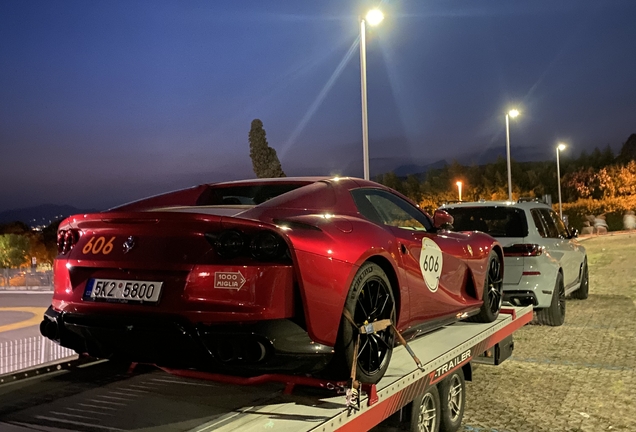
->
<box><xmin>40</xmin><ymin>318</ymin><xmax>59</xmax><ymax>340</ymax></box>
<box><xmin>241</xmin><ymin>339</ymin><xmax>267</xmax><ymax>363</ymax></box>
<box><xmin>212</xmin><ymin>337</ymin><xmax>269</xmax><ymax>364</ymax></box>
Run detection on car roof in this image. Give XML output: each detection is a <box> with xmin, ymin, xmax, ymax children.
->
<box><xmin>210</xmin><ymin>176</ymin><xmax>332</xmax><ymax>186</ymax></box>
<box><xmin>440</xmin><ymin>200</ymin><xmax>552</xmax><ymax>210</ymax></box>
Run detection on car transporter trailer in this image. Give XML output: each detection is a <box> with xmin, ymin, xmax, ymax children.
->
<box><xmin>0</xmin><ymin>305</ymin><xmax>532</xmax><ymax>432</ymax></box>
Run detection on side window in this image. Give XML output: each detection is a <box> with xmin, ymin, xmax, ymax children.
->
<box><xmin>530</xmin><ymin>209</ymin><xmax>548</xmax><ymax>238</ymax></box>
<box><xmin>538</xmin><ymin>209</ymin><xmax>560</xmax><ymax>238</ymax></box>
<box><xmin>549</xmin><ymin>210</ymin><xmax>569</xmax><ymax>238</ymax></box>
<box><xmin>351</xmin><ymin>189</ymin><xmax>432</xmax><ymax>231</ymax></box>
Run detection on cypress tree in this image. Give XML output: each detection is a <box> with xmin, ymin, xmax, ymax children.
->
<box><xmin>248</xmin><ymin>119</ymin><xmax>285</xmax><ymax>178</ymax></box>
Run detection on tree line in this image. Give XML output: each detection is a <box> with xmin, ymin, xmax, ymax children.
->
<box><xmin>376</xmin><ymin>134</ymin><xmax>636</xmax><ymax>217</ymax></box>
<box><xmin>0</xmin><ymin>221</ymin><xmax>59</xmax><ymax>271</ymax></box>
<box><xmin>1</xmin><ymin>126</ymin><xmax>633</xmax><ymax>273</ymax></box>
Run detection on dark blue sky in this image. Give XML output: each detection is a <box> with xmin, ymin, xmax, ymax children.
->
<box><xmin>1</xmin><ymin>0</ymin><xmax>635</xmax><ymax>211</ymax></box>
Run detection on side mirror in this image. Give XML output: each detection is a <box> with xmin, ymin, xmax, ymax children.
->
<box><xmin>433</xmin><ymin>209</ymin><xmax>454</xmax><ymax>230</ymax></box>
<box><xmin>570</xmin><ymin>228</ymin><xmax>579</xmax><ymax>238</ymax></box>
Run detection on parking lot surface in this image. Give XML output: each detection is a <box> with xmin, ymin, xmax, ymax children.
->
<box><xmin>463</xmin><ymin>233</ymin><xmax>636</xmax><ymax>431</ymax></box>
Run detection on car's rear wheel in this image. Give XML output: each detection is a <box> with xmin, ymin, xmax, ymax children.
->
<box><xmin>333</xmin><ymin>262</ymin><xmax>396</xmax><ymax>384</ymax></box>
<box><xmin>571</xmin><ymin>260</ymin><xmax>589</xmax><ymax>300</ymax></box>
<box><xmin>536</xmin><ymin>272</ymin><xmax>566</xmax><ymax>326</ymax></box>
<box><xmin>467</xmin><ymin>250</ymin><xmax>502</xmax><ymax>323</ymax></box>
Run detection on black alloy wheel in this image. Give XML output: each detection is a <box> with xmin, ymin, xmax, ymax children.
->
<box><xmin>468</xmin><ymin>250</ymin><xmax>503</xmax><ymax>323</ymax></box>
<box><xmin>486</xmin><ymin>254</ymin><xmax>504</xmax><ymax>315</ymax></box>
<box><xmin>353</xmin><ymin>272</ymin><xmax>395</xmax><ymax>378</ymax></box>
<box><xmin>536</xmin><ymin>272</ymin><xmax>566</xmax><ymax>326</ymax></box>
<box><xmin>333</xmin><ymin>262</ymin><xmax>396</xmax><ymax>384</ymax></box>
<box><xmin>558</xmin><ymin>278</ymin><xmax>566</xmax><ymax>317</ymax></box>
<box><xmin>571</xmin><ymin>260</ymin><xmax>589</xmax><ymax>300</ymax></box>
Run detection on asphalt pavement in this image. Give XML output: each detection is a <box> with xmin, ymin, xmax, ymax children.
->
<box><xmin>0</xmin><ymin>293</ymin><xmax>52</xmax><ymax>342</ymax></box>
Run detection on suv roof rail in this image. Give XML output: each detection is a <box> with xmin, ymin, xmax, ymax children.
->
<box><xmin>517</xmin><ymin>197</ymin><xmax>542</xmax><ymax>203</ymax></box>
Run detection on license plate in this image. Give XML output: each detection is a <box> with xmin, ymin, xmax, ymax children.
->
<box><xmin>84</xmin><ymin>278</ymin><xmax>163</xmax><ymax>304</ymax></box>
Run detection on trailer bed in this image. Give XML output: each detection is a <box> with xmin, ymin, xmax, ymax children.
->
<box><xmin>0</xmin><ymin>305</ymin><xmax>532</xmax><ymax>432</ymax></box>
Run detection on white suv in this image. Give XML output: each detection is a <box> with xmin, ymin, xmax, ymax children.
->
<box><xmin>440</xmin><ymin>200</ymin><xmax>588</xmax><ymax>326</ymax></box>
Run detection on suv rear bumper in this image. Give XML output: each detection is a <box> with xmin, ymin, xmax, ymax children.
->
<box><xmin>503</xmin><ymin>290</ymin><xmax>538</xmax><ymax>307</ymax></box>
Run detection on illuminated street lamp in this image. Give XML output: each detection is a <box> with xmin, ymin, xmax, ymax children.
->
<box><xmin>556</xmin><ymin>143</ymin><xmax>567</xmax><ymax>220</ymax></box>
<box><xmin>505</xmin><ymin>109</ymin><xmax>520</xmax><ymax>201</ymax></box>
<box><xmin>360</xmin><ymin>9</ymin><xmax>384</xmax><ymax>180</ymax></box>
<box><xmin>456</xmin><ymin>181</ymin><xmax>463</xmax><ymax>201</ymax></box>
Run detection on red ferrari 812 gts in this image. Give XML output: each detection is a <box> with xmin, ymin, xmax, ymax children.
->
<box><xmin>41</xmin><ymin>177</ymin><xmax>503</xmax><ymax>383</ymax></box>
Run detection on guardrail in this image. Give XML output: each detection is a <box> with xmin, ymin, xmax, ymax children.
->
<box><xmin>0</xmin><ymin>336</ymin><xmax>76</xmax><ymax>375</ymax></box>
<box><xmin>0</xmin><ymin>269</ymin><xmax>53</xmax><ymax>288</ymax></box>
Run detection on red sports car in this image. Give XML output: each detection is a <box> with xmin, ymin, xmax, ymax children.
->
<box><xmin>41</xmin><ymin>177</ymin><xmax>503</xmax><ymax>383</ymax></box>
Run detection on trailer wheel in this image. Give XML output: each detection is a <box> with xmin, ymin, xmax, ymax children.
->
<box><xmin>334</xmin><ymin>262</ymin><xmax>396</xmax><ymax>384</ymax></box>
<box><xmin>438</xmin><ymin>368</ymin><xmax>465</xmax><ymax>432</ymax></box>
<box><xmin>467</xmin><ymin>250</ymin><xmax>502</xmax><ymax>323</ymax></box>
<box><xmin>410</xmin><ymin>385</ymin><xmax>440</xmax><ymax>432</ymax></box>
<box><xmin>571</xmin><ymin>260</ymin><xmax>589</xmax><ymax>300</ymax></box>
<box><xmin>536</xmin><ymin>272</ymin><xmax>565</xmax><ymax>326</ymax></box>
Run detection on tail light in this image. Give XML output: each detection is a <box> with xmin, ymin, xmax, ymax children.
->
<box><xmin>57</xmin><ymin>229</ymin><xmax>80</xmax><ymax>254</ymax></box>
<box><xmin>503</xmin><ymin>244</ymin><xmax>544</xmax><ymax>257</ymax></box>
<box><xmin>250</xmin><ymin>232</ymin><xmax>284</xmax><ymax>260</ymax></box>
<box><xmin>210</xmin><ymin>230</ymin><xmax>245</xmax><ymax>259</ymax></box>
<box><xmin>207</xmin><ymin>229</ymin><xmax>288</xmax><ymax>261</ymax></box>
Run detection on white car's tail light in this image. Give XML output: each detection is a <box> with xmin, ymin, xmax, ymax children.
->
<box><xmin>503</xmin><ymin>244</ymin><xmax>544</xmax><ymax>257</ymax></box>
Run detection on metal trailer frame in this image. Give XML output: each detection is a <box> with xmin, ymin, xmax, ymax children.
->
<box><xmin>0</xmin><ymin>305</ymin><xmax>532</xmax><ymax>432</ymax></box>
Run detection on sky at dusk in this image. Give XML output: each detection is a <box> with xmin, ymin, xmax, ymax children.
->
<box><xmin>1</xmin><ymin>0</ymin><xmax>635</xmax><ymax>212</ymax></box>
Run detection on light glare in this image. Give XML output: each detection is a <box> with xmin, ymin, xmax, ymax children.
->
<box><xmin>366</xmin><ymin>9</ymin><xmax>384</xmax><ymax>26</ymax></box>
<box><xmin>508</xmin><ymin>109</ymin><xmax>519</xmax><ymax>118</ymax></box>
<box><xmin>558</xmin><ymin>143</ymin><xmax>567</xmax><ymax>151</ymax></box>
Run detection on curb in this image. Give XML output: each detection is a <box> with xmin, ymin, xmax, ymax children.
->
<box><xmin>0</xmin><ymin>289</ymin><xmax>53</xmax><ymax>294</ymax></box>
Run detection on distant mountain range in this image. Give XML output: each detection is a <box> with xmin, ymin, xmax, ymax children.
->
<box><xmin>379</xmin><ymin>144</ymin><xmax>551</xmax><ymax>179</ymax></box>
<box><xmin>0</xmin><ymin>144</ymin><xmax>553</xmax><ymax>227</ymax></box>
<box><xmin>0</xmin><ymin>204</ymin><xmax>99</xmax><ymax>227</ymax></box>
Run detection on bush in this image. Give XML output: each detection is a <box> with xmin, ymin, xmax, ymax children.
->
<box><xmin>560</xmin><ymin>196</ymin><xmax>636</xmax><ymax>232</ymax></box>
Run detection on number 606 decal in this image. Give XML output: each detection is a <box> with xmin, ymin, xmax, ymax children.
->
<box><xmin>83</xmin><ymin>236</ymin><xmax>116</xmax><ymax>255</ymax></box>
<box><xmin>419</xmin><ymin>238</ymin><xmax>443</xmax><ymax>292</ymax></box>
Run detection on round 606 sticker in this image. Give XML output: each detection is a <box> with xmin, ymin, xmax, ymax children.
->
<box><xmin>419</xmin><ymin>238</ymin><xmax>443</xmax><ymax>292</ymax></box>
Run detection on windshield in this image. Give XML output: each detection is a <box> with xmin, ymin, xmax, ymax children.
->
<box><xmin>195</xmin><ymin>183</ymin><xmax>306</xmax><ymax>206</ymax></box>
<box><xmin>444</xmin><ymin>206</ymin><xmax>528</xmax><ymax>237</ymax></box>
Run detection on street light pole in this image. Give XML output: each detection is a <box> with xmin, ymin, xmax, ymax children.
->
<box><xmin>456</xmin><ymin>181</ymin><xmax>462</xmax><ymax>201</ymax></box>
<box><xmin>505</xmin><ymin>109</ymin><xmax>519</xmax><ymax>201</ymax></box>
<box><xmin>359</xmin><ymin>18</ymin><xmax>370</xmax><ymax>180</ymax></box>
<box><xmin>556</xmin><ymin>143</ymin><xmax>566</xmax><ymax>220</ymax></box>
<box><xmin>359</xmin><ymin>9</ymin><xmax>383</xmax><ymax>181</ymax></box>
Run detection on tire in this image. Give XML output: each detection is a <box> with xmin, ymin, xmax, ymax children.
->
<box><xmin>333</xmin><ymin>262</ymin><xmax>396</xmax><ymax>384</ymax></box>
<box><xmin>571</xmin><ymin>260</ymin><xmax>589</xmax><ymax>300</ymax></box>
<box><xmin>536</xmin><ymin>272</ymin><xmax>566</xmax><ymax>326</ymax></box>
<box><xmin>467</xmin><ymin>250</ymin><xmax>503</xmax><ymax>323</ymax></box>
<box><xmin>438</xmin><ymin>368</ymin><xmax>466</xmax><ymax>432</ymax></box>
<box><xmin>410</xmin><ymin>384</ymin><xmax>441</xmax><ymax>432</ymax></box>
